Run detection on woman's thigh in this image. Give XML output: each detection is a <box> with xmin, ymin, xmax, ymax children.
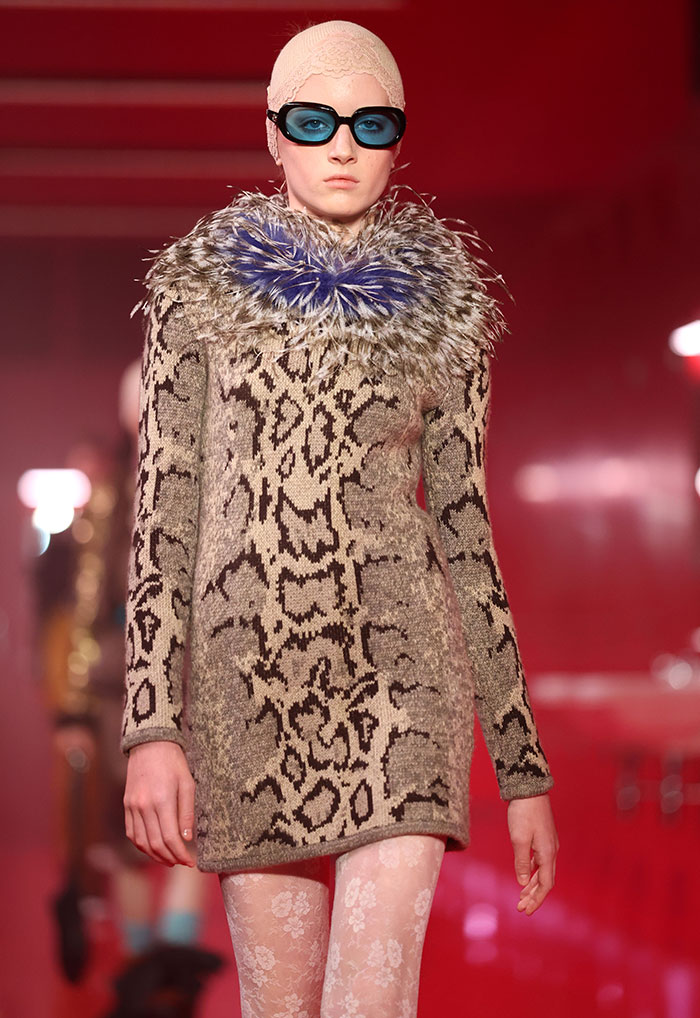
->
<box><xmin>321</xmin><ymin>833</ymin><xmax>447</xmax><ymax>1018</ymax></box>
<box><xmin>219</xmin><ymin>855</ymin><xmax>332</xmax><ymax>1018</ymax></box>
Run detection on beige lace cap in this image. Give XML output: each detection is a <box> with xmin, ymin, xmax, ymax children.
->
<box><xmin>266</xmin><ymin>20</ymin><xmax>405</xmax><ymax>163</ymax></box>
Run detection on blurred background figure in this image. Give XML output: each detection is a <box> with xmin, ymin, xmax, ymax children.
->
<box><xmin>30</xmin><ymin>362</ymin><xmax>222</xmax><ymax>1017</ymax></box>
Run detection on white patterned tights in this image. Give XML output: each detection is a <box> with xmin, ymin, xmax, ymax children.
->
<box><xmin>219</xmin><ymin>833</ymin><xmax>447</xmax><ymax>1018</ymax></box>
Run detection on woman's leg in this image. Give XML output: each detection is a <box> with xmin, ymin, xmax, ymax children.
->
<box><xmin>320</xmin><ymin>834</ymin><xmax>446</xmax><ymax>1018</ymax></box>
<box><xmin>157</xmin><ymin>861</ymin><xmax>209</xmax><ymax>945</ymax></box>
<box><xmin>219</xmin><ymin>855</ymin><xmax>331</xmax><ymax>1018</ymax></box>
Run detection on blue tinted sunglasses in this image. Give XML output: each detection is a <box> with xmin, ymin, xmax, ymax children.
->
<box><xmin>267</xmin><ymin>102</ymin><xmax>406</xmax><ymax>149</ymax></box>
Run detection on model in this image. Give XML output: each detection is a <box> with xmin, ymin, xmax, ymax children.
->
<box><xmin>122</xmin><ymin>19</ymin><xmax>560</xmax><ymax>1018</ymax></box>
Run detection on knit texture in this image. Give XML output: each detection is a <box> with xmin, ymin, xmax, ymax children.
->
<box><xmin>122</xmin><ymin>186</ymin><xmax>554</xmax><ymax>873</ymax></box>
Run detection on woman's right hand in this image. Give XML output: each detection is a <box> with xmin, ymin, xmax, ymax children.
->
<box><xmin>124</xmin><ymin>740</ymin><xmax>196</xmax><ymax>867</ymax></box>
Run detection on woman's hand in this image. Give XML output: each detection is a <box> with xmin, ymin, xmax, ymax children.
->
<box><xmin>124</xmin><ymin>740</ymin><xmax>196</xmax><ymax>868</ymax></box>
<box><xmin>507</xmin><ymin>792</ymin><xmax>559</xmax><ymax>915</ymax></box>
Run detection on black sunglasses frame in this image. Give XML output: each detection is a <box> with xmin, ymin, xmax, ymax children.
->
<box><xmin>266</xmin><ymin>102</ymin><xmax>406</xmax><ymax>149</ymax></box>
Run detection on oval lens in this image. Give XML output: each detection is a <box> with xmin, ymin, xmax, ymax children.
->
<box><xmin>285</xmin><ymin>107</ymin><xmax>336</xmax><ymax>143</ymax></box>
<box><xmin>354</xmin><ymin>112</ymin><xmax>400</xmax><ymax>147</ymax></box>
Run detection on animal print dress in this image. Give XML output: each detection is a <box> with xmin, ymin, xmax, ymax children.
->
<box><xmin>121</xmin><ymin>186</ymin><xmax>554</xmax><ymax>873</ymax></box>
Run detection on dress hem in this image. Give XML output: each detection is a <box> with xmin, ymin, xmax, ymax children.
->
<box><xmin>197</xmin><ymin>820</ymin><xmax>471</xmax><ymax>874</ymax></box>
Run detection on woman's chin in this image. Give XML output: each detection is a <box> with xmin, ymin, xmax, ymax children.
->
<box><xmin>310</xmin><ymin>194</ymin><xmax>368</xmax><ymax>222</ymax></box>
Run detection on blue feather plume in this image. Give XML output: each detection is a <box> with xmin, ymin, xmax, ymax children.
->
<box><xmin>214</xmin><ymin>216</ymin><xmax>447</xmax><ymax>322</ymax></box>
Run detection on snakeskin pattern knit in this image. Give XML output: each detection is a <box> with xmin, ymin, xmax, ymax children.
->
<box><xmin>121</xmin><ymin>187</ymin><xmax>554</xmax><ymax>873</ymax></box>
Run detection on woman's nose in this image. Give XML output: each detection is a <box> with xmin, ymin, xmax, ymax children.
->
<box><xmin>329</xmin><ymin>124</ymin><xmax>357</xmax><ymax>158</ymax></box>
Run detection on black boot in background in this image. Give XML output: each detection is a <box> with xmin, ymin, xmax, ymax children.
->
<box><xmin>106</xmin><ymin>942</ymin><xmax>225</xmax><ymax>1018</ymax></box>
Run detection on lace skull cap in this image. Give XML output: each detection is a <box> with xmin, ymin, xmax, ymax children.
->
<box><xmin>266</xmin><ymin>20</ymin><xmax>405</xmax><ymax>163</ymax></box>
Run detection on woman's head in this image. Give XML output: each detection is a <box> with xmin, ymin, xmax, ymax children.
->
<box><xmin>266</xmin><ymin>21</ymin><xmax>405</xmax><ymax>235</ymax></box>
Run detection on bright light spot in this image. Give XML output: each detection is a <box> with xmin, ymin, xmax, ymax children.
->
<box><xmin>597</xmin><ymin>457</ymin><xmax>632</xmax><ymax>497</ymax></box>
<box><xmin>516</xmin><ymin>464</ymin><xmax>560</xmax><ymax>502</ymax></box>
<box><xmin>72</xmin><ymin>517</ymin><xmax>94</xmax><ymax>544</ymax></box>
<box><xmin>34</xmin><ymin>527</ymin><xmax>51</xmax><ymax>555</ymax></box>
<box><xmin>463</xmin><ymin>903</ymin><xmax>498</xmax><ymax>940</ymax></box>
<box><xmin>32</xmin><ymin>501</ymin><xmax>75</xmax><ymax>535</ymax></box>
<box><xmin>695</xmin><ymin>467</ymin><xmax>700</xmax><ymax>498</ymax></box>
<box><xmin>669</xmin><ymin>320</ymin><xmax>700</xmax><ymax>357</ymax></box>
<box><xmin>651</xmin><ymin>652</ymin><xmax>695</xmax><ymax>690</ymax></box>
<box><xmin>18</xmin><ymin>468</ymin><xmax>91</xmax><ymax>510</ymax></box>
<box><xmin>19</xmin><ymin>468</ymin><xmax>91</xmax><ymax>537</ymax></box>
<box><xmin>515</xmin><ymin>453</ymin><xmax>681</xmax><ymax>503</ymax></box>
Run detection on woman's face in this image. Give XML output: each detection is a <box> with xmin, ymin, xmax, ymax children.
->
<box><xmin>273</xmin><ymin>72</ymin><xmax>402</xmax><ymax>237</ymax></box>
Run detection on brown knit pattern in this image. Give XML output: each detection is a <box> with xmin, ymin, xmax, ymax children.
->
<box><xmin>122</xmin><ymin>192</ymin><xmax>553</xmax><ymax>873</ymax></box>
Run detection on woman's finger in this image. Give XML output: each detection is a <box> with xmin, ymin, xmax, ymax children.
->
<box><xmin>519</xmin><ymin>872</ymin><xmax>537</xmax><ymax>897</ymax></box>
<box><xmin>159</xmin><ymin>791</ymin><xmax>195</xmax><ymax>867</ymax></box>
<box><xmin>177</xmin><ymin>776</ymin><xmax>196</xmax><ymax>847</ymax></box>
<box><xmin>142</xmin><ymin>809</ymin><xmax>176</xmax><ymax>866</ymax></box>
<box><xmin>512</xmin><ymin>839</ymin><xmax>534</xmax><ymax>886</ymax></box>
<box><xmin>124</xmin><ymin>805</ymin><xmax>134</xmax><ymax>844</ymax></box>
<box><xmin>517</xmin><ymin>870</ymin><xmax>539</xmax><ymax>908</ymax></box>
<box><xmin>131</xmin><ymin>810</ymin><xmax>153</xmax><ymax>860</ymax></box>
<box><xmin>520</xmin><ymin>856</ymin><xmax>555</xmax><ymax>914</ymax></box>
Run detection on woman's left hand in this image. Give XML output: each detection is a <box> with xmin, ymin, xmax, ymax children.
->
<box><xmin>506</xmin><ymin>792</ymin><xmax>559</xmax><ymax>916</ymax></box>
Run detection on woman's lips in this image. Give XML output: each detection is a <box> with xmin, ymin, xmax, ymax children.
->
<box><xmin>325</xmin><ymin>177</ymin><xmax>358</xmax><ymax>188</ymax></box>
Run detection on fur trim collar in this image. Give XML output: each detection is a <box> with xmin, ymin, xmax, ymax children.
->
<box><xmin>132</xmin><ymin>184</ymin><xmax>512</xmax><ymax>395</ymax></box>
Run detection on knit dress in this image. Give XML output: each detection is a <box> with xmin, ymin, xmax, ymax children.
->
<box><xmin>121</xmin><ymin>186</ymin><xmax>554</xmax><ymax>874</ymax></box>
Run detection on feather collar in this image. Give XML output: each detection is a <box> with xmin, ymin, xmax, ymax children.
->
<box><xmin>132</xmin><ymin>183</ymin><xmax>512</xmax><ymax>396</ymax></box>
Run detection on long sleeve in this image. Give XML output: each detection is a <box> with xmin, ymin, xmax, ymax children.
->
<box><xmin>420</xmin><ymin>349</ymin><xmax>554</xmax><ymax>800</ymax></box>
<box><xmin>121</xmin><ymin>287</ymin><xmax>208</xmax><ymax>754</ymax></box>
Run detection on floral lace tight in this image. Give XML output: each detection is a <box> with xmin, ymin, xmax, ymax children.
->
<box><xmin>219</xmin><ymin>833</ymin><xmax>447</xmax><ymax>1018</ymax></box>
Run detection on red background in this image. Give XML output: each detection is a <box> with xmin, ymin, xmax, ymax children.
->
<box><xmin>1</xmin><ymin>2</ymin><xmax>699</xmax><ymax>1016</ymax></box>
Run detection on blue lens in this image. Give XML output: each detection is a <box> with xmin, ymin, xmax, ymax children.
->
<box><xmin>285</xmin><ymin>107</ymin><xmax>336</xmax><ymax>142</ymax></box>
<box><xmin>354</xmin><ymin>112</ymin><xmax>399</xmax><ymax>146</ymax></box>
